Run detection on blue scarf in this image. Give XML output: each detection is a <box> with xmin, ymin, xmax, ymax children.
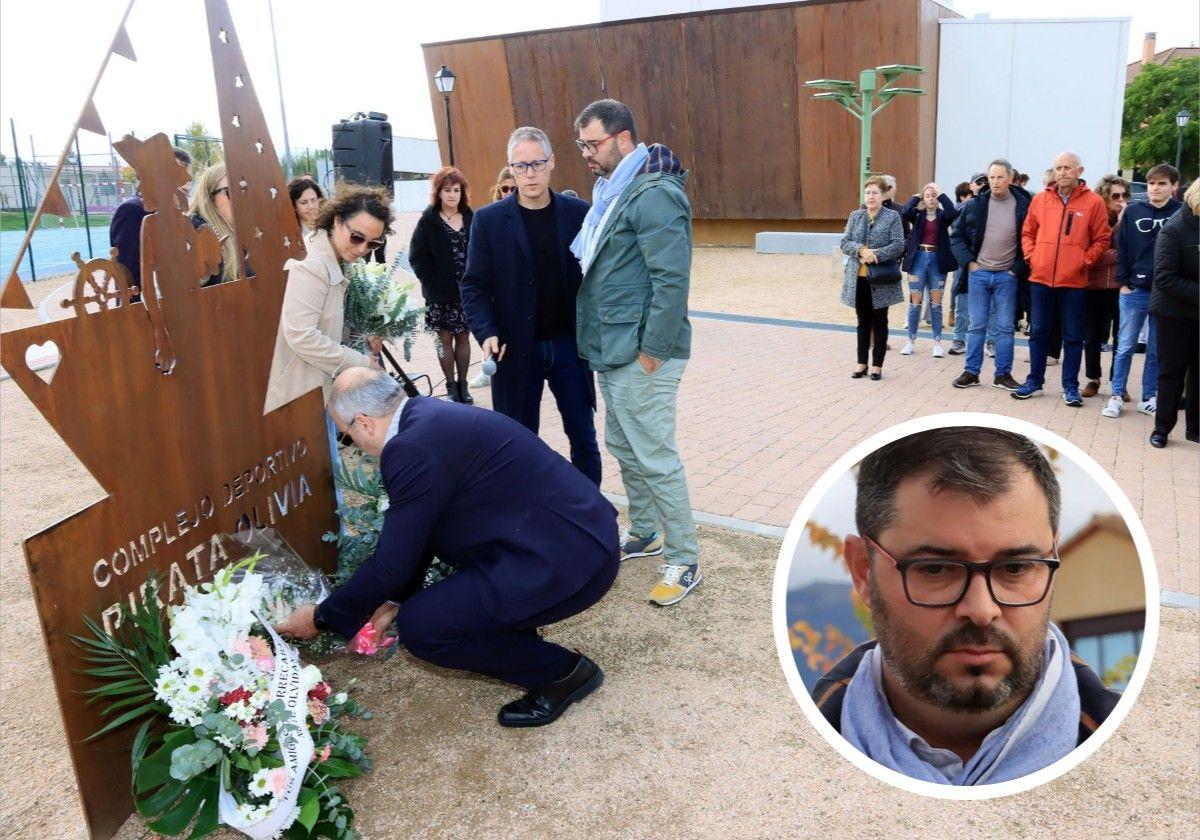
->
<box><xmin>570</xmin><ymin>142</ymin><xmax>650</xmax><ymax>273</ymax></box>
<box><xmin>840</xmin><ymin>623</ymin><xmax>1080</xmax><ymax>786</ymax></box>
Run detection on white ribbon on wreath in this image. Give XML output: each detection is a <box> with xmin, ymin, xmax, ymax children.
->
<box><xmin>217</xmin><ymin>613</ymin><xmax>314</xmax><ymax>839</ymax></box>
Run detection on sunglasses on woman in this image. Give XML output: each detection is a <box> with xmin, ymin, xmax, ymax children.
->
<box><xmin>340</xmin><ymin>219</ymin><xmax>386</xmax><ymax>249</ymax></box>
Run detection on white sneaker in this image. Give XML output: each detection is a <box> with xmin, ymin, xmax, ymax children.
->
<box><xmin>469</xmin><ymin>372</ymin><xmax>491</xmax><ymax>388</ymax></box>
<box><xmin>932</xmin><ymin>342</ymin><xmax>945</xmax><ymax>358</ymax></box>
<box><xmin>1101</xmin><ymin>396</ymin><xmax>1122</xmax><ymax>418</ymax></box>
<box><xmin>1138</xmin><ymin>397</ymin><xmax>1157</xmax><ymax>416</ymax></box>
<box><xmin>985</xmin><ymin>341</ymin><xmax>995</xmax><ymax>358</ymax></box>
<box><xmin>900</xmin><ymin>341</ymin><xmax>915</xmax><ymax>355</ymax></box>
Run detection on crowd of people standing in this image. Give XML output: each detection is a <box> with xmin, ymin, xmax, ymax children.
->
<box><xmin>839</xmin><ymin>155</ymin><xmax>1197</xmax><ymax>448</ymax></box>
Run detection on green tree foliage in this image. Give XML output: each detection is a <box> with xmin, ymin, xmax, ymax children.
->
<box><xmin>181</xmin><ymin>120</ymin><xmax>224</xmax><ymax>170</ymax></box>
<box><xmin>287</xmin><ymin>148</ymin><xmax>330</xmax><ymax>182</ymax></box>
<box><xmin>1121</xmin><ymin>58</ymin><xmax>1199</xmax><ymax>180</ymax></box>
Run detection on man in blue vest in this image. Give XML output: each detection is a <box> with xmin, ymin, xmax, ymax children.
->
<box><xmin>277</xmin><ymin>367</ymin><xmax>619</xmax><ymax>727</ymax></box>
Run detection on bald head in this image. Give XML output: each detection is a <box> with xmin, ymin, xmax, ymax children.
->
<box><xmin>330</xmin><ymin>366</ymin><xmax>402</xmax><ymax>423</ymax></box>
<box><xmin>1052</xmin><ymin>152</ymin><xmax>1083</xmax><ymax>194</ymax></box>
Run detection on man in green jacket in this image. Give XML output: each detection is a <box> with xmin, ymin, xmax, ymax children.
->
<box><xmin>569</xmin><ymin>98</ymin><xmax>700</xmax><ymax>606</ymax></box>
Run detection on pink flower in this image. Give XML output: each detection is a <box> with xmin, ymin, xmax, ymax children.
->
<box><xmin>307</xmin><ymin>697</ymin><xmax>329</xmax><ymax>725</ymax></box>
<box><xmin>312</xmin><ymin>743</ymin><xmax>332</xmax><ymax>764</ymax></box>
<box><xmin>230</xmin><ymin>637</ymin><xmax>252</xmax><ymax>657</ymax></box>
<box><xmin>348</xmin><ymin>623</ymin><xmax>397</xmax><ymax>656</ymax></box>
<box><xmin>268</xmin><ymin>767</ymin><xmax>289</xmax><ymax>796</ymax></box>
<box><xmin>242</xmin><ymin>722</ymin><xmax>268</xmax><ymax>750</ymax></box>
<box><xmin>249</xmin><ymin>635</ymin><xmax>275</xmax><ymax>672</ymax></box>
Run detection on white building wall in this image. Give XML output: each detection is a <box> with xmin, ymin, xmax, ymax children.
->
<box><xmin>935</xmin><ymin>18</ymin><xmax>1129</xmax><ymax>189</ymax></box>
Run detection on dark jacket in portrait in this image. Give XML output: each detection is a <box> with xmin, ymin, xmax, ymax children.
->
<box><xmin>1149</xmin><ymin>204</ymin><xmax>1198</xmax><ymax>321</ymax></box>
<box><xmin>810</xmin><ymin>639</ymin><xmax>1120</xmax><ymax>747</ymax></box>
<box><xmin>314</xmin><ymin>396</ymin><xmax>619</xmax><ymax>639</ymax></box>
<box><xmin>900</xmin><ymin>193</ymin><xmax>960</xmax><ymax>274</ymax></box>
<box><xmin>460</xmin><ymin>190</ymin><xmax>593</xmax><ymax>417</ymax></box>
<box><xmin>409</xmin><ymin>204</ymin><xmax>475</xmax><ymax>305</ymax></box>
<box><xmin>949</xmin><ymin>185</ymin><xmax>1034</xmax><ymax>294</ymax></box>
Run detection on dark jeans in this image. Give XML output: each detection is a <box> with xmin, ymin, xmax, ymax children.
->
<box><xmin>1024</xmin><ymin>278</ymin><xmax>1063</xmax><ymax>357</ymax></box>
<box><xmin>855</xmin><ymin>278</ymin><xmax>888</xmax><ymax>367</ymax></box>
<box><xmin>1083</xmin><ymin>288</ymin><xmax>1120</xmax><ymax>382</ymax></box>
<box><xmin>516</xmin><ymin>336</ymin><xmax>602</xmax><ymax>486</ymax></box>
<box><xmin>1154</xmin><ymin>315</ymin><xmax>1198</xmax><ymax>438</ymax></box>
<box><xmin>1026</xmin><ymin>283</ymin><xmax>1085</xmax><ymax>391</ymax></box>
<box><xmin>394</xmin><ymin>557</ymin><xmax>619</xmax><ymax>689</ymax></box>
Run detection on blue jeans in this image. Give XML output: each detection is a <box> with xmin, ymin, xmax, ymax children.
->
<box><xmin>906</xmin><ymin>250</ymin><xmax>946</xmax><ymax>340</ymax></box>
<box><xmin>1026</xmin><ymin>283</ymin><xmax>1085</xmax><ymax>391</ymax></box>
<box><xmin>953</xmin><ymin>289</ymin><xmax>1001</xmax><ymax>344</ymax></box>
<box><xmin>1110</xmin><ymin>288</ymin><xmax>1159</xmax><ymax>401</ymax></box>
<box><xmin>518</xmin><ymin>336</ymin><xmax>602</xmax><ymax>486</ymax></box>
<box><xmin>965</xmin><ymin>269</ymin><xmax>1017</xmax><ymax>376</ymax></box>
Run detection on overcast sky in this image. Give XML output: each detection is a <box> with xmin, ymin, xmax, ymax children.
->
<box><xmin>1</xmin><ymin>0</ymin><xmax>1195</xmax><ymax>165</ymax></box>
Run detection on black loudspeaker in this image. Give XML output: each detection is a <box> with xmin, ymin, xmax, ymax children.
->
<box><xmin>331</xmin><ymin>112</ymin><xmax>394</xmax><ymax>196</ymax></box>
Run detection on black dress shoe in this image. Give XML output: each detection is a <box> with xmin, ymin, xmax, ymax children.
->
<box><xmin>445</xmin><ymin>382</ymin><xmax>460</xmax><ymax>402</ymax></box>
<box><xmin>869</xmin><ymin>371</ymin><xmax>882</xmax><ymax>381</ymax></box>
<box><xmin>851</xmin><ymin>368</ymin><xmax>868</xmax><ymax>379</ymax></box>
<box><xmin>457</xmin><ymin>380</ymin><xmax>474</xmax><ymax>404</ymax></box>
<box><xmin>1149</xmin><ymin>431</ymin><xmax>1168</xmax><ymax>449</ymax></box>
<box><xmin>497</xmin><ymin>654</ymin><xmax>603</xmax><ymax>728</ymax></box>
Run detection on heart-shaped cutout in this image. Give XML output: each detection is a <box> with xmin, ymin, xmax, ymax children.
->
<box><xmin>25</xmin><ymin>340</ymin><xmax>60</xmax><ymax>384</ymax></box>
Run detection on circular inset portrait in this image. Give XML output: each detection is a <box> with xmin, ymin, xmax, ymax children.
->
<box><xmin>772</xmin><ymin>412</ymin><xmax>1158</xmax><ymax>798</ymax></box>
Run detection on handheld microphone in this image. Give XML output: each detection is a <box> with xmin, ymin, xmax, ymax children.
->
<box><xmin>482</xmin><ymin>357</ymin><xmax>497</xmax><ymax>376</ymax></box>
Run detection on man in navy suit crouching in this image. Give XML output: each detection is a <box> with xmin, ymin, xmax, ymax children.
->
<box><xmin>277</xmin><ymin>366</ymin><xmax>619</xmax><ymax>727</ymax></box>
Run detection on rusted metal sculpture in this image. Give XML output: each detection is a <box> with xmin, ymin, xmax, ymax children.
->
<box><xmin>0</xmin><ymin>2</ymin><xmax>337</xmax><ymax>836</ymax></box>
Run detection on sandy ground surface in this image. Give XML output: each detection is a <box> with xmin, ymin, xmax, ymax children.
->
<box><xmin>2</xmin><ymin>247</ymin><xmax>1197</xmax><ymax>838</ymax></box>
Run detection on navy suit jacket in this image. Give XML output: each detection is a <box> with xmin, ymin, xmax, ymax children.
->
<box><xmin>315</xmin><ymin>396</ymin><xmax>618</xmax><ymax>638</ymax></box>
<box><xmin>460</xmin><ymin>190</ymin><xmax>592</xmax><ymax>417</ymax></box>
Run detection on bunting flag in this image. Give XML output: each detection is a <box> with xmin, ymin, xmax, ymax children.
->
<box><xmin>112</xmin><ymin>23</ymin><xmax>136</xmax><ymax>61</ymax></box>
<box><xmin>1</xmin><ymin>273</ymin><xmax>33</xmax><ymax>309</ymax></box>
<box><xmin>41</xmin><ymin>180</ymin><xmax>72</xmax><ymax>218</ymax></box>
<box><xmin>80</xmin><ymin>99</ymin><xmax>105</xmax><ymax>136</ymax></box>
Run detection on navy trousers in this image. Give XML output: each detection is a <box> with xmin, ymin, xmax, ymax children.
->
<box><xmin>394</xmin><ymin>554</ymin><xmax>619</xmax><ymax>689</ymax></box>
<box><xmin>512</xmin><ymin>335</ymin><xmax>602</xmax><ymax>486</ymax></box>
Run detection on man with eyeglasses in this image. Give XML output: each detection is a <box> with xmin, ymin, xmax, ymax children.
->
<box><xmin>812</xmin><ymin>427</ymin><xmax>1120</xmax><ymax>785</ymax></box>
<box><xmin>570</xmin><ymin>98</ymin><xmax>701</xmax><ymax>607</ymax></box>
<box><xmin>460</xmin><ymin>126</ymin><xmax>602</xmax><ymax>484</ymax></box>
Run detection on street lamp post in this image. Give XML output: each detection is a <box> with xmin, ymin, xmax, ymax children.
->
<box><xmin>805</xmin><ymin>64</ymin><xmax>925</xmax><ymax>193</ymax></box>
<box><xmin>1176</xmin><ymin>108</ymin><xmax>1191</xmax><ymax>175</ymax></box>
<box><xmin>434</xmin><ymin>64</ymin><xmax>456</xmax><ymax>166</ymax></box>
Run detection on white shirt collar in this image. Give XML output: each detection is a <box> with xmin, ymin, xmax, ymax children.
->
<box><xmin>383</xmin><ymin>397</ymin><xmax>409</xmax><ymax>446</ymax></box>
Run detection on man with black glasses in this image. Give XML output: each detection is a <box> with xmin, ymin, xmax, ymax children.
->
<box><xmin>460</xmin><ymin>126</ymin><xmax>601</xmax><ymax>485</ymax></box>
<box><xmin>812</xmin><ymin>427</ymin><xmax>1119</xmax><ymax>785</ymax></box>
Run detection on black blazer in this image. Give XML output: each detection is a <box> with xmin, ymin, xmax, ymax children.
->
<box><xmin>314</xmin><ymin>396</ymin><xmax>619</xmax><ymax>638</ymax></box>
<box><xmin>949</xmin><ymin>186</ymin><xmax>1033</xmax><ymax>295</ymax></box>
<box><xmin>459</xmin><ymin>191</ymin><xmax>592</xmax><ymax>417</ymax></box>
<box><xmin>408</xmin><ymin>204</ymin><xmax>474</xmax><ymax>305</ymax></box>
<box><xmin>900</xmin><ymin>193</ymin><xmax>960</xmax><ymax>274</ymax></box>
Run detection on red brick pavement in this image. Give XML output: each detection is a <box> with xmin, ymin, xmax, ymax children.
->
<box><xmin>395</xmin><ymin>315</ymin><xmax>1198</xmax><ymax>596</ymax></box>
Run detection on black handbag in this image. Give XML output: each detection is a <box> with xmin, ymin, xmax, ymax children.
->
<box><xmin>866</xmin><ymin>259</ymin><xmax>901</xmax><ymax>284</ymax></box>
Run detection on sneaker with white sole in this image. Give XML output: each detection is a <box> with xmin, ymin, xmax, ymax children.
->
<box><xmin>648</xmin><ymin>563</ymin><xmax>702</xmax><ymax>606</ymax></box>
<box><xmin>1138</xmin><ymin>397</ymin><xmax>1157</xmax><ymax>416</ymax></box>
<box><xmin>620</xmin><ymin>530</ymin><xmax>663</xmax><ymax>561</ymax></box>
<box><xmin>1101</xmin><ymin>395</ymin><xmax>1122</xmax><ymax>418</ymax></box>
<box><xmin>948</xmin><ymin>340</ymin><xmax>966</xmax><ymax>355</ymax></box>
<box><xmin>470</xmin><ymin>372</ymin><xmax>491</xmax><ymax>388</ymax></box>
<box><xmin>932</xmin><ymin>342</ymin><xmax>944</xmax><ymax>358</ymax></box>
<box><xmin>985</xmin><ymin>341</ymin><xmax>995</xmax><ymax>358</ymax></box>
<box><xmin>900</xmin><ymin>341</ymin><xmax>915</xmax><ymax>355</ymax></box>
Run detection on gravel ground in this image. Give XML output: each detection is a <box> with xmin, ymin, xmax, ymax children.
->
<box><xmin>2</xmin><ymin>248</ymin><xmax>1196</xmax><ymax>838</ymax></box>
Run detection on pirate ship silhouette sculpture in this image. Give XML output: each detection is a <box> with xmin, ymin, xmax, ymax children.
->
<box><xmin>0</xmin><ymin>2</ymin><xmax>337</xmax><ymax>836</ymax></box>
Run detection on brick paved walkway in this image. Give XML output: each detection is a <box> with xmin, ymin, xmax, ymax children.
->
<box><xmin>399</xmin><ymin>313</ymin><xmax>1198</xmax><ymax>596</ymax></box>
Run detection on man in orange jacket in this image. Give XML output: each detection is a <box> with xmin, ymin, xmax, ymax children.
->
<box><xmin>1012</xmin><ymin>152</ymin><xmax>1111</xmax><ymax>405</ymax></box>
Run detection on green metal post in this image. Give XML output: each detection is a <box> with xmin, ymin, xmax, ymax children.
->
<box><xmin>75</xmin><ymin>134</ymin><xmax>93</xmax><ymax>257</ymax></box>
<box><xmin>10</xmin><ymin>118</ymin><xmax>36</xmax><ymax>281</ymax></box>
<box><xmin>858</xmin><ymin>69</ymin><xmax>877</xmax><ymax>193</ymax></box>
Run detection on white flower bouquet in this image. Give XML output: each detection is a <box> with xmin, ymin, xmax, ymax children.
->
<box><xmin>343</xmin><ymin>252</ymin><xmax>423</xmax><ymax>359</ymax></box>
<box><xmin>75</xmin><ymin>555</ymin><xmax>371</xmax><ymax>839</ymax></box>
